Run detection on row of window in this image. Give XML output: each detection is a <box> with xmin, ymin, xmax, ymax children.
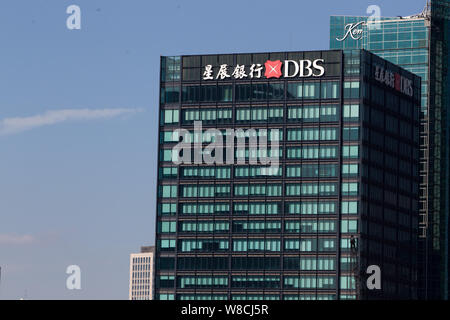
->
<box><xmin>159</xmin><ymin>252</ymin><xmax>355</xmax><ymax>271</ymax></box>
<box><xmin>162</xmin><ymin>220</ymin><xmax>357</xmax><ymax>236</ymax></box>
<box><xmin>161</xmin><ymin>161</ymin><xmax>357</xmax><ymax>183</ymax></box>
<box><xmin>164</xmin><ymin>127</ymin><xmax>341</xmax><ymax>142</ymax></box>
<box><xmin>159</xmin><ymin>201</ymin><xmax>358</xmax><ymax>216</ymax></box>
<box><xmin>161</xmin><ymin>104</ymin><xmax>360</xmax><ymax>125</ymax></box>
<box><xmin>161</xmin><ymin>127</ymin><xmax>282</xmax><ymax>143</ymax></box>
<box><xmin>160</xmin><ymin>182</ymin><xmax>358</xmax><ymax>198</ymax></box>
<box><xmin>175</xmin><ymin>219</ymin><xmax>355</xmax><ymax>234</ymax></box>
<box><xmin>286</xmin><ymin>127</ymin><xmax>338</xmax><ymax>141</ymax></box>
<box><xmin>162</xmin><ymin>238</ymin><xmax>339</xmax><ymax>253</ymax></box>
<box><xmin>160</xmin><ymin>146</ymin><xmax>358</xmax><ymax>162</ymax></box>
<box><xmin>168</xmin><ymin>81</ymin><xmax>342</xmax><ymax>104</ymax></box>
<box><xmin>173</xmin><ymin>273</ymin><xmax>337</xmax><ymax>289</ymax></box>
<box><xmin>169</xmin><ymin>294</ymin><xmax>338</xmax><ymax>300</ymax></box>
<box><xmin>160</xmin><ymin>127</ymin><xmax>356</xmax><ymax>144</ymax></box>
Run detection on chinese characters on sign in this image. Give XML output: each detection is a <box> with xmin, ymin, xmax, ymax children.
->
<box><xmin>202</xmin><ymin>59</ymin><xmax>325</xmax><ymax>80</ymax></box>
<box><xmin>374</xmin><ymin>64</ymin><xmax>413</xmax><ymax>97</ymax></box>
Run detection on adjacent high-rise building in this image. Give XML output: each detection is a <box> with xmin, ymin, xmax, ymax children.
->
<box><xmin>330</xmin><ymin>0</ymin><xmax>449</xmax><ymax>300</ymax></box>
<box><xmin>129</xmin><ymin>246</ymin><xmax>155</xmax><ymax>300</ymax></box>
<box><xmin>155</xmin><ymin>49</ymin><xmax>421</xmax><ymax>300</ymax></box>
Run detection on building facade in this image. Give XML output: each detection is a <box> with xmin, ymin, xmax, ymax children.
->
<box><xmin>155</xmin><ymin>49</ymin><xmax>420</xmax><ymax>300</ymax></box>
<box><xmin>330</xmin><ymin>0</ymin><xmax>450</xmax><ymax>299</ymax></box>
<box><xmin>129</xmin><ymin>246</ymin><xmax>155</xmax><ymax>300</ymax></box>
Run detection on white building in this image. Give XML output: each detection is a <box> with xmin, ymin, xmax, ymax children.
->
<box><xmin>129</xmin><ymin>246</ymin><xmax>154</xmax><ymax>300</ymax></box>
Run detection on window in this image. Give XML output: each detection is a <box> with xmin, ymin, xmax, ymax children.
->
<box><xmin>341</xmin><ymin>220</ymin><xmax>358</xmax><ymax>233</ymax></box>
<box><xmin>159</xmin><ymin>203</ymin><xmax>177</xmax><ymax>215</ymax></box>
<box><xmin>285</xmin><ymin>202</ymin><xmax>337</xmax><ymax>215</ymax></box>
<box><xmin>287</xmin><ymin>128</ymin><xmax>338</xmax><ymax>141</ymax></box>
<box><xmin>287</xmin><ymin>82</ymin><xmax>303</xmax><ymax>99</ymax></box>
<box><xmin>218</xmin><ymin>85</ymin><xmax>232</xmax><ymax>102</ymax></box>
<box><xmin>233</xmin><ymin>220</ymin><xmax>281</xmax><ymax>232</ymax></box>
<box><xmin>286</xmin><ymin>183</ymin><xmax>337</xmax><ymax>196</ymax></box>
<box><xmin>162</xmin><ymin>109</ymin><xmax>179</xmax><ymax>124</ymax></box>
<box><xmin>342</xmin><ymin>183</ymin><xmax>359</xmax><ymax>196</ymax></box>
<box><xmin>161</xmin><ymin>86</ymin><xmax>180</xmax><ymax>104</ymax></box>
<box><xmin>159</xmin><ymin>239</ymin><xmax>176</xmax><ymax>251</ymax></box>
<box><xmin>340</xmin><ymin>276</ymin><xmax>355</xmax><ymax>289</ymax></box>
<box><xmin>180</xmin><ymin>167</ymin><xmax>231</xmax><ymax>179</ymax></box>
<box><xmin>288</xmin><ymin>105</ymin><xmax>338</xmax><ymax>123</ymax></box>
<box><xmin>234</xmin><ymin>165</ymin><xmax>282</xmax><ymax>178</ymax></box>
<box><xmin>160</xmin><ymin>185</ymin><xmax>177</xmax><ymax>198</ymax></box>
<box><xmin>233</xmin><ymin>239</ymin><xmax>281</xmax><ymax>252</ymax></box>
<box><xmin>178</xmin><ymin>276</ymin><xmax>228</xmax><ymax>289</ymax></box>
<box><xmin>285</xmin><ymin>220</ymin><xmax>336</xmax><ymax>233</ymax></box>
<box><xmin>161</xmin><ymin>56</ymin><xmax>180</xmax><ymax>82</ymax></box>
<box><xmin>181</xmin><ymin>185</ymin><xmax>231</xmax><ymax>198</ymax></box>
<box><xmin>342</xmin><ymin>164</ymin><xmax>359</xmax><ymax>177</ymax></box>
<box><xmin>159</xmin><ymin>221</ymin><xmax>176</xmax><ymax>233</ymax></box>
<box><xmin>286</xmin><ymin>164</ymin><xmax>337</xmax><ymax>178</ymax></box>
<box><xmin>182</xmin><ymin>85</ymin><xmax>200</xmax><ymax>103</ymax></box>
<box><xmin>268</xmin><ymin>83</ymin><xmax>284</xmax><ymax>100</ymax></box>
<box><xmin>179</xmin><ymin>221</ymin><xmax>229</xmax><ymax>233</ymax></box>
<box><xmin>284</xmin><ymin>239</ymin><xmax>316</xmax><ymax>251</ymax></box>
<box><xmin>160</xmin><ymin>149</ymin><xmax>177</xmax><ymax>162</ymax></box>
<box><xmin>160</xmin><ymin>167</ymin><xmax>178</xmax><ymax>179</ymax></box>
<box><xmin>321</xmin><ymin>81</ymin><xmax>340</xmax><ymax>99</ymax></box>
<box><xmin>233</xmin><ymin>184</ymin><xmax>282</xmax><ymax>197</ymax></box>
<box><xmin>343</xmin><ymin>127</ymin><xmax>359</xmax><ymax>141</ymax></box>
<box><xmin>344</xmin><ymin>81</ymin><xmax>360</xmax><ymax>99</ymax></box>
<box><xmin>180</xmin><ymin>203</ymin><xmax>230</xmax><ymax>215</ymax></box>
<box><xmin>321</xmin><ymin>105</ymin><xmax>339</xmax><ymax>122</ymax></box>
<box><xmin>180</xmin><ymin>239</ymin><xmax>229</xmax><ymax>252</ymax></box>
<box><xmin>232</xmin><ymin>276</ymin><xmax>280</xmax><ymax>289</ymax></box>
<box><xmin>342</xmin><ymin>145</ymin><xmax>359</xmax><ymax>158</ymax></box>
<box><xmin>343</xmin><ymin>104</ymin><xmax>359</xmax><ymax>121</ymax></box>
<box><xmin>303</xmin><ymin>82</ymin><xmax>320</xmax><ymax>99</ymax></box>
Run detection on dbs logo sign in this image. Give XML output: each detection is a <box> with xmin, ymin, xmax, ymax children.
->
<box><xmin>265</xmin><ymin>59</ymin><xmax>326</xmax><ymax>79</ymax></box>
<box><xmin>264</xmin><ymin>60</ymin><xmax>283</xmax><ymax>79</ymax></box>
<box><xmin>202</xmin><ymin>58</ymin><xmax>326</xmax><ymax>81</ymax></box>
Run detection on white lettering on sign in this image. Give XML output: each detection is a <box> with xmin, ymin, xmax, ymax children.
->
<box><xmin>336</xmin><ymin>21</ymin><xmax>365</xmax><ymax>41</ymax></box>
<box><xmin>249</xmin><ymin>64</ymin><xmax>263</xmax><ymax>79</ymax></box>
<box><xmin>202</xmin><ymin>59</ymin><xmax>325</xmax><ymax>81</ymax></box>
<box><xmin>374</xmin><ymin>64</ymin><xmax>413</xmax><ymax>97</ymax></box>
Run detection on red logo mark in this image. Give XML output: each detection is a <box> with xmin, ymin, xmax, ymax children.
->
<box><xmin>264</xmin><ymin>60</ymin><xmax>282</xmax><ymax>79</ymax></box>
<box><xmin>394</xmin><ymin>73</ymin><xmax>401</xmax><ymax>91</ymax></box>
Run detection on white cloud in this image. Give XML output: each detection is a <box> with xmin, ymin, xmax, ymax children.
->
<box><xmin>0</xmin><ymin>108</ymin><xmax>144</xmax><ymax>136</ymax></box>
<box><xmin>0</xmin><ymin>234</ymin><xmax>36</xmax><ymax>245</ymax></box>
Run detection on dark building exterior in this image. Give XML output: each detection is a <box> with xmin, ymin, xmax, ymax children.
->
<box><xmin>155</xmin><ymin>49</ymin><xmax>421</xmax><ymax>300</ymax></box>
<box><xmin>330</xmin><ymin>0</ymin><xmax>450</xmax><ymax>300</ymax></box>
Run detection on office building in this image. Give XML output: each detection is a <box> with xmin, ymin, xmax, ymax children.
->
<box><xmin>129</xmin><ymin>246</ymin><xmax>155</xmax><ymax>300</ymax></box>
<box><xmin>330</xmin><ymin>0</ymin><xmax>449</xmax><ymax>299</ymax></box>
<box><xmin>155</xmin><ymin>49</ymin><xmax>420</xmax><ymax>300</ymax></box>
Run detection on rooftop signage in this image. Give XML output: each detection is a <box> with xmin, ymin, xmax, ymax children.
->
<box><xmin>374</xmin><ymin>64</ymin><xmax>413</xmax><ymax>97</ymax></box>
<box><xmin>202</xmin><ymin>59</ymin><xmax>325</xmax><ymax>81</ymax></box>
<box><xmin>336</xmin><ymin>21</ymin><xmax>366</xmax><ymax>41</ymax></box>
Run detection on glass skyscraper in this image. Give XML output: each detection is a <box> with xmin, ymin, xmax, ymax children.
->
<box><xmin>330</xmin><ymin>0</ymin><xmax>450</xmax><ymax>300</ymax></box>
<box><xmin>155</xmin><ymin>49</ymin><xmax>421</xmax><ymax>300</ymax></box>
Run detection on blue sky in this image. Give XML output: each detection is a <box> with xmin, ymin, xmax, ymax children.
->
<box><xmin>0</xmin><ymin>0</ymin><xmax>426</xmax><ymax>299</ymax></box>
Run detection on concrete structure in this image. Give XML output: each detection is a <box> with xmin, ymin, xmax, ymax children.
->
<box><xmin>129</xmin><ymin>246</ymin><xmax>155</xmax><ymax>300</ymax></box>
